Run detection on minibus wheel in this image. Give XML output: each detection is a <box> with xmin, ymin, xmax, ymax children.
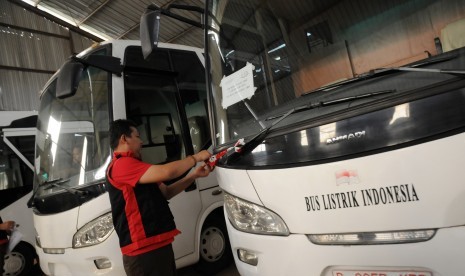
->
<box><xmin>196</xmin><ymin>216</ymin><xmax>232</xmax><ymax>274</ymax></box>
<box><xmin>3</xmin><ymin>242</ymin><xmax>34</xmax><ymax>276</ymax></box>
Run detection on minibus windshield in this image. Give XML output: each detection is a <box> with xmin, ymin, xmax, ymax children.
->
<box><xmin>34</xmin><ymin>64</ymin><xmax>111</xmax><ymax>200</ymax></box>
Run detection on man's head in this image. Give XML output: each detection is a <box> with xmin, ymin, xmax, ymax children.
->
<box><xmin>109</xmin><ymin>119</ymin><xmax>143</xmax><ymax>156</ymax></box>
<box><xmin>72</xmin><ymin>146</ymin><xmax>82</xmax><ymax>165</ymax></box>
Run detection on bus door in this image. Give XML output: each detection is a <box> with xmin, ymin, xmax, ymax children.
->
<box><xmin>123</xmin><ymin>46</ymin><xmax>204</xmax><ymax>259</ymax></box>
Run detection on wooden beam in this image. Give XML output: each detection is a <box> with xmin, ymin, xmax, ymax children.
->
<box><xmin>78</xmin><ymin>0</ymin><xmax>111</xmax><ymax>26</ymax></box>
<box><xmin>0</xmin><ymin>65</ymin><xmax>55</xmax><ymax>74</ymax></box>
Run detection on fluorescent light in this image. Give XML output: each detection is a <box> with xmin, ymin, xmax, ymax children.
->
<box><xmin>37</xmin><ymin>5</ymin><xmax>77</xmax><ymax>26</ymax></box>
<box><xmin>226</xmin><ymin>50</ymin><xmax>235</xmax><ymax>57</ymax></box>
<box><xmin>79</xmin><ymin>25</ymin><xmax>111</xmax><ymax>41</ymax></box>
<box><xmin>23</xmin><ymin>1</ymin><xmax>110</xmax><ymax>41</ymax></box>
<box><xmin>21</xmin><ymin>0</ymin><xmax>36</xmax><ymax>6</ymax></box>
<box><xmin>268</xmin><ymin>43</ymin><xmax>285</xmax><ymax>53</ymax></box>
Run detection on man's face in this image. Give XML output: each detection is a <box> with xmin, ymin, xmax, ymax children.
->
<box><xmin>72</xmin><ymin>147</ymin><xmax>82</xmax><ymax>164</ymax></box>
<box><xmin>126</xmin><ymin>127</ymin><xmax>143</xmax><ymax>157</ymax></box>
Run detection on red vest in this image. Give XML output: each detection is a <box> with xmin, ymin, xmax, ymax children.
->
<box><xmin>106</xmin><ymin>152</ymin><xmax>179</xmax><ymax>256</ymax></box>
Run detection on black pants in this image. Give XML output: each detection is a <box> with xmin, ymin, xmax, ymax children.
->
<box><xmin>0</xmin><ymin>243</ymin><xmax>7</xmax><ymax>274</ymax></box>
<box><xmin>123</xmin><ymin>244</ymin><xmax>177</xmax><ymax>276</ymax></box>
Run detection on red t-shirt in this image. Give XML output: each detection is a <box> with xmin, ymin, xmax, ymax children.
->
<box><xmin>111</xmin><ymin>152</ymin><xmax>153</xmax><ymax>188</ymax></box>
<box><xmin>109</xmin><ymin>151</ymin><xmax>180</xmax><ymax>256</ymax></box>
<box><xmin>0</xmin><ymin>216</ymin><xmax>8</xmax><ymax>245</ymax></box>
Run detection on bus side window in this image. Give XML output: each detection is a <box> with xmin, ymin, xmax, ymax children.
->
<box><xmin>164</xmin><ymin>134</ymin><xmax>181</xmax><ymax>162</ymax></box>
<box><xmin>187</xmin><ymin>116</ymin><xmax>206</xmax><ymax>153</ymax></box>
<box><xmin>0</xmin><ymin>155</ymin><xmax>13</xmax><ymax>190</ymax></box>
<box><xmin>171</xmin><ymin>49</ymin><xmax>210</xmax><ymax>153</ymax></box>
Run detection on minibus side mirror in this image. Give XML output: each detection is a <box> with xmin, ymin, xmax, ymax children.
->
<box><xmin>140</xmin><ymin>4</ymin><xmax>205</xmax><ymax>59</ymax></box>
<box><xmin>56</xmin><ymin>60</ymin><xmax>84</xmax><ymax>99</ymax></box>
<box><xmin>56</xmin><ymin>55</ymin><xmax>122</xmax><ymax>99</ymax></box>
<box><xmin>140</xmin><ymin>5</ymin><xmax>161</xmax><ymax>59</ymax></box>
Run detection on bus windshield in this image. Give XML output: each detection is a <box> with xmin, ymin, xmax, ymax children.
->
<box><xmin>206</xmin><ymin>0</ymin><xmax>465</xmax><ymax>147</ymax></box>
<box><xmin>34</xmin><ymin>53</ymin><xmax>111</xmax><ymax>198</ymax></box>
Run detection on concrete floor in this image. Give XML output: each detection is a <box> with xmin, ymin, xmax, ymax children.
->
<box><xmin>178</xmin><ymin>262</ymin><xmax>240</xmax><ymax>276</ymax></box>
<box><xmin>33</xmin><ymin>255</ymin><xmax>240</xmax><ymax>275</ymax></box>
<box><xmin>34</xmin><ymin>261</ymin><xmax>240</xmax><ymax>276</ymax></box>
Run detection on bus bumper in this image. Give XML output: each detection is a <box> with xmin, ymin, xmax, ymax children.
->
<box><xmin>226</xmin><ymin>219</ymin><xmax>465</xmax><ymax>276</ymax></box>
<box><xmin>36</xmin><ymin>232</ymin><xmax>124</xmax><ymax>276</ymax></box>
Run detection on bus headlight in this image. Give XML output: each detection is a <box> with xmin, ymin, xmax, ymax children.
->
<box><xmin>73</xmin><ymin>212</ymin><xmax>114</xmax><ymax>248</ymax></box>
<box><xmin>308</xmin><ymin>229</ymin><xmax>436</xmax><ymax>245</ymax></box>
<box><xmin>224</xmin><ymin>193</ymin><xmax>289</xmax><ymax>236</ymax></box>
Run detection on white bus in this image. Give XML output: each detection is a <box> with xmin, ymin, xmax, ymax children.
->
<box><xmin>203</xmin><ymin>0</ymin><xmax>465</xmax><ymax>275</ymax></box>
<box><xmin>0</xmin><ymin>111</ymin><xmax>40</xmax><ymax>276</ymax></box>
<box><xmin>30</xmin><ymin>40</ymin><xmax>232</xmax><ymax>275</ymax></box>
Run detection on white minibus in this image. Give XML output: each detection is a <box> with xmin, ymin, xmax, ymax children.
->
<box><xmin>204</xmin><ymin>0</ymin><xmax>465</xmax><ymax>275</ymax></box>
<box><xmin>31</xmin><ymin>40</ymin><xmax>232</xmax><ymax>275</ymax></box>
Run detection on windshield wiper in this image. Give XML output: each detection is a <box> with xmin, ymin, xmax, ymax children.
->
<box><xmin>217</xmin><ymin>108</ymin><xmax>294</xmax><ymax>165</ymax></box>
<box><xmin>27</xmin><ymin>178</ymin><xmax>66</xmax><ymax>208</ymax></box>
<box><xmin>41</xmin><ymin>178</ymin><xmax>68</xmax><ymax>187</ymax></box>
<box><xmin>27</xmin><ymin>178</ymin><xmax>88</xmax><ymax>207</ymax></box>
<box><xmin>220</xmin><ymin>89</ymin><xmax>395</xmax><ymax>165</ymax></box>
<box><xmin>266</xmin><ymin>90</ymin><xmax>394</xmax><ymax>121</ymax></box>
<box><xmin>44</xmin><ymin>180</ymin><xmax>89</xmax><ymax>196</ymax></box>
<box><xmin>304</xmin><ymin>54</ymin><xmax>463</xmax><ymax>95</ymax></box>
<box><xmin>367</xmin><ymin>66</ymin><xmax>465</xmax><ymax>77</ymax></box>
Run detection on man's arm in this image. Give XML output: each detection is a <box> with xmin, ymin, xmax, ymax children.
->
<box><xmin>158</xmin><ymin>164</ymin><xmax>211</xmax><ymax>199</ymax></box>
<box><xmin>0</xmin><ymin>221</ymin><xmax>15</xmax><ymax>234</ymax></box>
<box><xmin>139</xmin><ymin>150</ymin><xmax>211</xmax><ymax>184</ymax></box>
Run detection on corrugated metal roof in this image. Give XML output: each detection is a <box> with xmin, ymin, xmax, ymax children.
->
<box><xmin>19</xmin><ymin>0</ymin><xmax>206</xmax><ymax>47</ymax></box>
<box><xmin>0</xmin><ymin>0</ymin><xmax>205</xmax><ymax>111</ymax></box>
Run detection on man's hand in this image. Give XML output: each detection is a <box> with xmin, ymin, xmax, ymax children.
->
<box><xmin>160</xmin><ymin>163</ymin><xmax>212</xmax><ymax>199</ymax></box>
<box><xmin>0</xmin><ymin>221</ymin><xmax>15</xmax><ymax>231</ymax></box>
<box><xmin>193</xmin><ymin>164</ymin><xmax>211</xmax><ymax>178</ymax></box>
<box><xmin>193</xmin><ymin>150</ymin><xmax>211</xmax><ymax>162</ymax></box>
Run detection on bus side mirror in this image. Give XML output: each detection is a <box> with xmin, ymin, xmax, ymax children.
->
<box><xmin>56</xmin><ymin>60</ymin><xmax>84</xmax><ymax>99</ymax></box>
<box><xmin>56</xmin><ymin>55</ymin><xmax>122</xmax><ymax>99</ymax></box>
<box><xmin>140</xmin><ymin>3</ymin><xmax>205</xmax><ymax>59</ymax></box>
<box><xmin>140</xmin><ymin>5</ymin><xmax>161</xmax><ymax>59</ymax></box>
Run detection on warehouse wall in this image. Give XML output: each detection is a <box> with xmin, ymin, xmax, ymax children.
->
<box><xmin>0</xmin><ymin>0</ymin><xmax>96</xmax><ymax>111</ymax></box>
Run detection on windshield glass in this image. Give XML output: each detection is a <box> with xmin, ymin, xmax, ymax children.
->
<box><xmin>35</xmin><ymin>49</ymin><xmax>111</xmax><ymax>196</ymax></box>
<box><xmin>207</xmin><ymin>0</ymin><xmax>465</xmax><ymax>146</ymax></box>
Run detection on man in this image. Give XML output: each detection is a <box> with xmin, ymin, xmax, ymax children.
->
<box><xmin>0</xmin><ymin>217</ymin><xmax>15</xmax><ymax>274</ymax></box>
<box><xmin>106</xmin><ymin>119</ymin><xmax>211</xmax><ymax>276</ymax></box>
<box><xmin>72</xmin><ymin>146</ymin><xmax>82</xmax><ymax>170</ymax></box>
<box><xmin>66</xmin><ymin>145</ymin><xmax>83</xmax><ymax>177</ymax></box>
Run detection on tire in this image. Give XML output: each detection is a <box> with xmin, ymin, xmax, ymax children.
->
<box><xmin>3</xmin><ymin>242</ymin><xmax>35</xmax><ymax>276</ymax></box>
<box><xmin>195</xmin><ymin>216</ymin><xmax>233</xmax><ymax>275</ymax></box>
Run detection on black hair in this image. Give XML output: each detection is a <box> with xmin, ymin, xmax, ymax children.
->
<box><xmin>109</xmin><ymin>119</ymin><xmax>138</xmax><ymax>150</ymax></box>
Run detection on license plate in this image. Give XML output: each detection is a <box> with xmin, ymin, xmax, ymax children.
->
<box><xmin>332</xmin><ymin>270</ymin><xmax>432</xmax><ymax>276</ymax></box>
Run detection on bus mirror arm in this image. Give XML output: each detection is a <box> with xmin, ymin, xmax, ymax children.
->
<box><xmin>71</xmin><ymin>56</ymin><xmax>123</xmax><ymax>76</ymax></box>
<box><xmin>157</xmin><ymin>4</ymin><xmax>204</xmax><ymax>29</ymax></box>
<box><xmin>140</xmin><ymin>4</ymin><xmax>205</xmax><ymax>59</ymax></box>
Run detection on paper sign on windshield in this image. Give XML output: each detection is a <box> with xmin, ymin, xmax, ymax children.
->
<box><xmin>220</xmin><ymin>62</ymin><xmax>257</xmax><ymax>109</ymax></box>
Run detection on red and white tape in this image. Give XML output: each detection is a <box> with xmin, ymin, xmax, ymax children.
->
<box><xmin>206</xmin><ymin>138</ymin><xmax>245</xmax><ymax>169</ymax></box>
